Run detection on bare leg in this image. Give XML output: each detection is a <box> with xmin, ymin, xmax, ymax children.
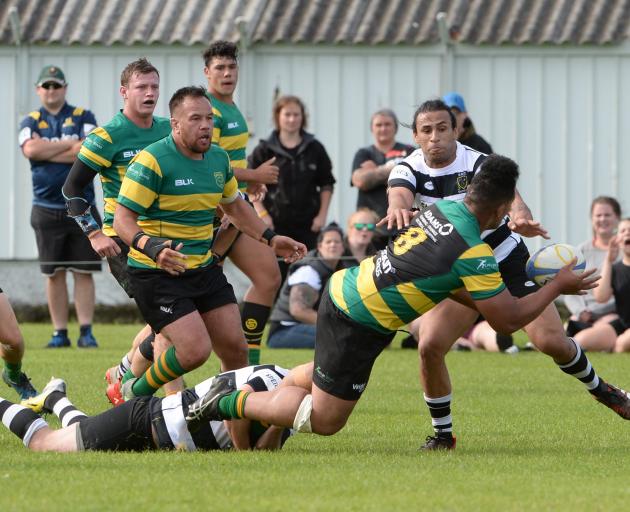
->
<box><xmin>46</xmin><ymin>270</ymin><xmax>68</xmax><ymax>330</ymax></box>
<box><xmin>613</xmin><ymin>328</ymin><xmax>630</xmax><ymax>353</ymax></box>
<box><xmin>28</xmin><ymin>424</ymin><xmax>80</xmax><ymax>452</ymax></box>
<box><xmin>524</xmin><ymin>303</ymin><xmax>576</xmax><ymax>362</ymax></box>
<box><xmin>0</xmin><ymin>294</ymin><xmax>24</xmax><ymax>364</ymax></box>
<box><xmin>574</xmin><ymin>323</ymin><xmax>616</xmax><ymax>352</ymax></box>
<box><xmin>72</xmin><ymin>272</ymin><xmax>95</xmax><ymax>326</ymax></box>
<box><xmin>201</xmin><ymin>303</ymin><xmax>248</xmax><ymax>371</ymax></box>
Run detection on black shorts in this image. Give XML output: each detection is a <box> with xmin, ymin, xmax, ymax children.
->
<box><xmin>498</xmin><ymin>240</ymin><xmax>539</xmax><ymax>298</ymax></box>
<box><xmin>313</xmin><ymin>290</ymin><xmax>395</xmax><ymax>401</ymax></box>
<box><xmin>129</xmin><ymin>263</ymin><xmax>237</xmax><ymax>333</ymax></box>
<box><xmin>78</xmin><ymin>396</ymin><xmax>156</xmax><ymax>451</ymax></box>
<box><xmin>30</xmin><ymin>205</ymin><xmax>102</xmax><ymax>276</ymax></box>
<box><xmin>106</xmin><ymin>237</ymin><xmax>134</xmax><ymax>297</ymax></box>
<box><xmin>610</xmin><ymin>318</ymin><xmax>629</xmax><ymax>336</ymax></box>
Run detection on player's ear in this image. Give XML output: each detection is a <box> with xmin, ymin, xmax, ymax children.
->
<box><xmin>120</xmin><ymin>85</ymin><xmax>127</xmax><ymax>100</ymax></box>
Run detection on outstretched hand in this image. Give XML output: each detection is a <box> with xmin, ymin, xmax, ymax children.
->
<box><xmin>554</xmin><ymin>258</ymin><xmax>599</xmax><ymax>295</ymax></box>
<box><xmin>379</xmin><ymin>208</ymin><xmax>414</xmax><ymax>230</ymax></box>
<box><xmin>507</xmin><ymin>218</ymin><xmax>550</xmax><ymax>239</ymax></box>
<box><xmin>270</xmin><ymin>236</ymin><xmax>307</xmax><ymax>263</ymax></box>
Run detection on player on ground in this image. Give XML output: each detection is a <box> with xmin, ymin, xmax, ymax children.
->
<box><xmin>386</xmin><ymin>99</ymin><xmax>630</xmax><ymax>449</ymax></box>
<box><xmin>61</xmin><ymin>58</ymin><xmax>173</xmax><ymax>398</ymax></box>
<box><xmin>203</xmin><ymin>41</ymin><xmax>283</xmax><ymax>365</ymax></box>
<box><xmin>185</xmin><ymin>157</ymin><xmax>600</xmax><ymax>446</ymax></box>
<box><xmin>1</xmin><ymin>365</ymin><xmax>292</xmax><ymax>452</ymax></box>
<box><xmin>113</xmin><ymin>86</ymin><xmax>306</xmax><ymax>401</ymax></box>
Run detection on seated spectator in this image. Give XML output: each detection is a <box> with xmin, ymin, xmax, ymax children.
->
<box><xmin>267</xmin><ymin>224</ymin><xmax>346</xmax><ymax>349</ymax></box>
<box><xmin>343</xmin><ymin>208</ymin><xmax>379</xmax><ymax>267</ymax></box>
<box><xmin>575</xmin><ymin>217</ymin><xmax>630</xmax><ymax>352</ymax></box>
<box><xmin>565</xmin><ymin>196</ymin><xmax>621</xmax><ymax>338</ymax></box>
<box><xmin>442</xmin><ymin>92</ymin><xmax>493</xmax><ymax>154</ymax></box>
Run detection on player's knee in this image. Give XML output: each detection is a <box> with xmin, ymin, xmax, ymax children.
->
<box><xmin>294</xmin><ymin>395</ymin><xmax>347</xmax><ymax>436</ymax></box>
<box><xmin>418</xmin><ymin>336</ymin><xmax>449</xmax><ymax>361</ymax></box>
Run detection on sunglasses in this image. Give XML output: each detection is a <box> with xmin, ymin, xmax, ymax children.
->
<box><xmin>41</xmin><ymin>82</ymin><xmax>63</xmax><ymax>90</ymax></box>
<box><xmin>353</xmin><ymin>222</ymin><xmax>376</xmax><ymax>231</ymax></box>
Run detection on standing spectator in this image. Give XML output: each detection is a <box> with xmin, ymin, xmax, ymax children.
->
<box><xmin>442</xmin><ymin>92</ymin><xmax>493</xmax><ymax>154</ymax></box>
<box><xmin>249</xmin><ymin>95</ymin><xmax>336</xmax><ymax>255</ymax></box>
<box><xmin>343</xmin><ymin>208</ymin><xmax>379</xmax><ymax>267</ymax></box>
<box><xmin>351</xmin><ymin>109</ymin><xmax>414</xmax><ymax>250</ymax></box>
<box><xmin>565</xmin><ymin>196</ymin><xmax>621</xmax><ymax>338</ymax></box>
<box><xmin>268</xmin><ymin>224</ymin><xmax>346</xmax><ymax>349</ymax></box>
<box><xmin>18</xmin><ymin>65</ymin><xmax>101</xmax><ymax>348</ymax></box>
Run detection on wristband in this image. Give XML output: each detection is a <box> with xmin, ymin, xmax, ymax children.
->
<box><xmin>131</xmin><ymin>232</ymin><xmax>171</xmax><ymax>262</ymax></box>
<box><xmin>261</xmin><ymin>228</ymin><xmax>277</xmax><ymax>245</ymax></box>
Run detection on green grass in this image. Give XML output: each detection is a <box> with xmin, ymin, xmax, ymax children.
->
<box><xmin>2</xmin><ymin>323</ymin><xmax>630</xmax><ymax>511</ymax></box>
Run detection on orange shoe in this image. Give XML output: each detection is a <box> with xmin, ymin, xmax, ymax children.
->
<box><xmin>104</xmin><ymin>366</ymin><xmax>120</xmax><ymax>386</ymax></box>
<box><xmin>106</xmin><ymin>380</ymin><xmax>125</xmax><ymax>407</ymax></box>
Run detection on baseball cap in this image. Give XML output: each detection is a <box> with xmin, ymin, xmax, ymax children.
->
<box><xmin>36</xmin><ymin>65</ymin><xmax>66</xmax><ymax>86</ymax></box>
<box><xmin>442</xmin><ymin>92</ymin><xmax>466</xmax><ymax>112</ymax></box>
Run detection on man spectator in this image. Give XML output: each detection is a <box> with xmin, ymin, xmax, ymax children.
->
<box><xmin>18</xmin><ymin>65</ymin><xmax>101</xmax><ymax>348</ymax></box>
<box><xmin>351</xmin><ymin>109</ymin><xmax>414</xmax><ymax>249</ymax></box>
<box><xmin>442</xmin><ymin>92</ymin><xmax>493</xmax><ymax>154</ymax></box>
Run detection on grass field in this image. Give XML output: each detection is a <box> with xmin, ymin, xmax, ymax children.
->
<box><xmin>2</xmin><ymin>323</ymin><xmax>630</xmax><ymax>511</ymax></box>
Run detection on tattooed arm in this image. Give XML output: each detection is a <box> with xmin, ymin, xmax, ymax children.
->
<box><xmin>288</xmin><ymin>283</ymin><xmax>319</xmax><ymax>324</ymax></box>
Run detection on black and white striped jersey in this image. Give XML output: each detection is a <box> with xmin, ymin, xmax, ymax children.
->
<box><xmin>157</xmin><ymin>364</ymin><xmax>289</xmax><ymax>451</ymax></box>
<box><xmin>388</xmin><ymin>142</ymin><xmax>521</xmax><ymax>262</ymax></box>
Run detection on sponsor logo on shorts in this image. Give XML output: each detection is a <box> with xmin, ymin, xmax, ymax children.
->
<box><xmin>315</xmin><ymin>365</ymin><xmax>334</xmax><ymax>384</ymax></box>
<box><xmin>160</xmin><ymin>305</ymin><xmax>173</xmax><ymax>314</ymax></box>
<box><xmin>524</xmin><ymin>280</ymin><xmax>536</xmax><ymax>287</ymax></box>
<box><xmin>352</xmin><ymin>383</ymin><xmax>367</xmax><ymax>393</ymax></box>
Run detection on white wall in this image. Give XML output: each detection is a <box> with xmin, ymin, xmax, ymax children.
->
<box><xmin>1</xmin><ymin>43</ymin><xmax>629</xmax><ymax>263</ymax></box>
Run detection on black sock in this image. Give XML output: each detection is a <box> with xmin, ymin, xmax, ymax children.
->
<box><xmin>54</xmin><ymin>329</ymin><xmax>68</xmax><ymax>338</ymax></box>
<box><xmin>557</xmin><ymin>338</ymin><xmax>600</xmax><ymax>392</ymax></box>
<box><xmin>496</xmin><ymin>333</ymin><xmax>514</xmax><ymax>351</ymax></box>
<box><xmin>424</xmin><ymin>393</ymin><xmax>453</xmax><ymax>437</ymax></box>
<box><xmin>46</xmin><ymin>391</ymin><xmax>87</xmax><ymax>427</ymax></box>
<box><xmin>241</xmin><ymin>302</ymin><xmax>270</xmax><ymax>365</ymax></box>
<box><xmin>0</xmin><ymin>398</ymin><xmax>48</xmax><ymax>446</ymax></box>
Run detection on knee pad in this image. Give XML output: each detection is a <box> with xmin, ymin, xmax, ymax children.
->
<box><xmin>293</xmin><ymin>394</ymin><xmax>313</xmax><ymax>433</ymax></box>
<box><xmin>138</xmin><ymin>334</ymin><xmax>155</xmax><ymax>362</ymax></box>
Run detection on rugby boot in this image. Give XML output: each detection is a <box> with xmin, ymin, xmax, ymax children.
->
<box><xmin>2</xmin><ymin>369</ymin><xmax>38</xmax><ymax>400</ymax></box>
<box><xmin>420</xmin><ymin>434</ymin><xmax>457</xmax><ymax>451</ymax></box>
<box><xmin>104</xmin><ymin>366</ymin><xmax>120</xmax><ymax>386</ymax></box>
<box><xmin>21</xmin><ymin>377</ymin><xmax>66</xmax><ymax>413</ymax></box>
<box><xmin>185</xmin><ymin>376</ymin><xmax>236</xmax><ymax>429</ymax></box>
<box><xmin>106</xmin><ymin>380</ymin><xmax>125</xmax><ymax>407</ymax></box>
<box><xmin>590</xmin><ymin>380</ymin><xmax>630</xmax><ymax>420</ymax></box>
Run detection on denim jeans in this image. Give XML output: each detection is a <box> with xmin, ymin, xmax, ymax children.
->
<box><xmin>267</xmin><ymin>323</ymin><xmax>316</xmax><ymax>349</ymax></box>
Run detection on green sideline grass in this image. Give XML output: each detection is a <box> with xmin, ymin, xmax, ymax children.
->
<box><xmin>2</xmin><ymin>324</ymin><xmax>630</xmax><ymax>511</ymax></box>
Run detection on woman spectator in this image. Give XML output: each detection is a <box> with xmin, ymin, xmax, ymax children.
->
<box><xmin>575</xmin><ymin>217</ymin><xmax>630</xmax><ymax>352</ymax></box>
<box><xmin>249</xmin><ymin>95</ymin><xmax>335</xmax><ymax>259</ymax></box>
<box><xmin>565</xmin><ymin>196</ymin><xmax>621</xmax><ymax>338</ymax></box>
<box><xmin>267</xmin><ymin>224</ymin><xmax>345</xmax><ymax>349</ymax></box>
<box><xmin>343</xmin><ymin>208</ymin><xmax>379</xmax><ymax>267</ymax></box>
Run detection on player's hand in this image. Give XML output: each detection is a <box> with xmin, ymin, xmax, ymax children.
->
<box><xmin>554</xmin><ymin>259</ymin><xmax>599</xmax><ymax>295</ymax></box>
<box><xmin>247</xmin><ymin>182</ymin><xmax>267</xmax><ymax>202</ymax></box>
<box><xmin>379</xmin><ymin>208</ymin><xmax>413</xmax><ymax>230</ymax></box>
<box><xmin>156</xmin><ymin>242</ymin><xmax>187</xmax><ymax>276</ymax></box>
<box><xmin>254</xmin><ymin>157</ymin><xmax>279</xmax><ymax>184</ymax></box>
<box><xmin>310</xmin><ymin>213</ymin><xmax>326</xmax><ymax>233</ymax></box>
<box><xmin>507</xmin><ymin>218</ymin><xmax>550</xmax><ymax>239</ymax></box>
<box><xmin>89</xmin><ymin>231</ymin><xmax>121</xmax><ymax>258</ymax></box>
<box><xmin>270</xmin><ymin>236</ymin><xmax>307</xmax><ymax>263</ymax></box>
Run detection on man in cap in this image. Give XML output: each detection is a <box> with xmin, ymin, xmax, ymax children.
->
<box><xmin>18</xmin><ymin>65</ymin><xmax>101</xmax><ymax>348</ymax></box>
<box><xmin>442</xmin><ymin>92</ymin><xmax>493</xmax><ymax>154</ymax></box>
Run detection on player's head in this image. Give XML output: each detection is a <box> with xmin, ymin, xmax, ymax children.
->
<box><xmin>273</xmin><ymin>95</ymin><xmax>307</xmax><ymax>133</ymax></box>
<box><xmin>203</xmin><ymin>41</ymin><xmax>239</xmax><ymax>99</ymax></box>
<box><xmin>120</xmin><ymin>58</ymin><xmax>160</xmax><ymax>119</ymax></box>
<box><xmin>371</xmin><ymin>108</ymin><xmax>398</xmax><ymax>146</ymax></box>
<box><xmin>169</xmin><ymin>86</ymin><xmax>213</xmax><ymax>155</ymax></box>
<box><xmin>464</xmin><ymin>154</ymin><xmax>519</xmax><ymax>229</ymax></box>
<box><xmin>590</xmin><ymin>196</ymin><xmax>621</xmax><ymax>239</ymax></box>
<box><xmin>316</xmin><ymin>223</ymin><xmax>345</xmax><ymax>263</ymax></box>
<box><xmin>411</xmin><ymin>99</ymin><xmax>458</xmax><ymax>168</ymax></box>
<box><xmin>35</xmin><ymin>65</ymin><xmax>67</xmax><ymax>110</ymax></box>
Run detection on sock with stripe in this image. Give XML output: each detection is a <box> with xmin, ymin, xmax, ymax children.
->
<box><xmin>557</xmin><ymin>338</ymin><xmax>600</xmax><ymax>392</ymax></box>
<box><xmin>424</xmin><ymin>393</ymin><xmax>454</xmax><ymax>439</ymax></box>
<box><xmin>3</xmin><ymin>361</ymin><xmax>22</xmax><ymax>382</ymax></box>
<box><xmin>241</xmin><ymin>302</ymin><xmax>270</xmax><ymax>365</ymax></box>
<box><xmin>132</xmin><ymin>346</ymin><xmax>186</xmax><ymax>396</ymax></box>
<box><xmin>0</xmin><ymin>398</ymin><xmax>48</xmax><ymax>447</ymax></box>
<box><xmin>45</xmin><ymin>391</ymin><xmax>88</xmax><ymax>427</ymax></box>
<box><xmin>218</xmin><ymin>390</ymin><xmax>250</xmax><ymax>419</ymax></box>
<box><xmin>117</xmin><ymin>355</ymin><xmax>132</xmax><ymax>379</ymax></box>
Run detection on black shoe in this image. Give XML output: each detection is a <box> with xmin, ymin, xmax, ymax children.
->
<box><xmin>591</xmin><ymin>380</ymin><xmax>630</xmax><ymax>420</ymax></box>
<box><xmin>185</xmin><ymin>376</ymin><xmax>236</xmax><ymax>429</ymax></box>
<box><xmin>420</xmin><ymin>434</ymin><xmax>456</xmax><ymax>451</ymax></box>
<box><xmin>400</xmin><ymin>335</ymin><xmax>418</xmax><ymax>349</ymax></box>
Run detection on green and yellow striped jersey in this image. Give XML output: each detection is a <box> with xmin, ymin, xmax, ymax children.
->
<box><xmin>117</xmin><ymin>134</ymin><xmax>239</xmax><ymax>270</ymax></box>
<box><xmin>208</xmin><ymin>93</ymin><xmax>249</xmax><ymax>191</ymax></box>
<box><xmin>329</xmin><ymin>200</ymin><xmax>506</xmax><ymax>334</ymax></box>
<box><xmin>77</xmin><ymin>111</ymin><xmax>171</xmax><ymax>236</ymax></box>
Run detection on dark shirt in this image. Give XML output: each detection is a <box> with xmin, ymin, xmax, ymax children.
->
<box><xmin>460</xmin><ymin>132</ymin><xmax>493</xmax><ymax>154</ymax></box>
<box><xmin>612</xmin><ymin>261</ymin><xmax>630</xmax><ymax>325</ymax></box>
<box><xmin>19</xmin><ymin>102</ymin><xmax>97</xmax><ymax>209</ymax></box>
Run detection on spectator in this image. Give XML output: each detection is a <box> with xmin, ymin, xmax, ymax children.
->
<box><xmin>343</xmin><ymin>208</ymin><xmax>379</xmax><ymax>267</ymax></box>
<box><xmin>351</xmin><ymin>109</ymin><xmax>414</xmax><ymax>249</ymax></box>
<box><xmin>249</xmin><ymin>95</ymin><xmax>335</xmax><ymax>257</ymax></box>
<box><xmin>565</xmin><ymin>196</ymin><xmax>621</xmax><ymax>338</ymax></box>
<box><xmin>442</xmin><ymin>92</ymin><xmax>493</xmax><ymax>154</ymax></box>
<box><xmin>18</xmin><ymin>65</ymin><xmax>101</xmax><ymax>348</ymax></box>
<box><xmin>575</xmin><ymin>217</ymin><xmax>630</xmax><ymax>352</ymax></box>
<box><xmin>268</xmin><ymin>224</ymin><xmax>346</xmax><ymax>349</ymax></box>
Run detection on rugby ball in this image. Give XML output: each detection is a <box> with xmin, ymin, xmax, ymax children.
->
<box><xmin>525</xmin><ymin>243</ymin><xmax>586</xmax><ymax>286</ymax></box>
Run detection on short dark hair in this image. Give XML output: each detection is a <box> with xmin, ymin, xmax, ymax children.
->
<box><xmin>317</xmin><ymin>223</ymin><xmax>344</xmax><ymax>245</ymax></box>
<box><xmin>120</xmin><ymin>58</ymin><xmax>159</xmax><ymax>87</ymax></box>
<box><xmin>203</xmin><ymin>41</ymin><xmax>239</xmax><ymax>67</ymax></box>
<box><xmin>168</xmin><ymin>86</ymin><xmax>209</xmax><ymax>115</ymax></box>
<box><xmin>465</xmin><ymin>154</ymin><xmax>519</xmax><ymax>209</ymax></box>
<box><xmin>411</xmin><ymin>99</ymin><xmax>456</xmax><ymax>133</ymax></box>
<box><xmin>591</xmin><ymin>196</ymin><xmax>621</xmax><ymax>218</ymax></box>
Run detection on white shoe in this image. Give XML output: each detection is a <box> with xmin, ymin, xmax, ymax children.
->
<box><xmin>21</xmin><ymin>377</ymin><xmax>66</xmax><ymax>413</ymax></box>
